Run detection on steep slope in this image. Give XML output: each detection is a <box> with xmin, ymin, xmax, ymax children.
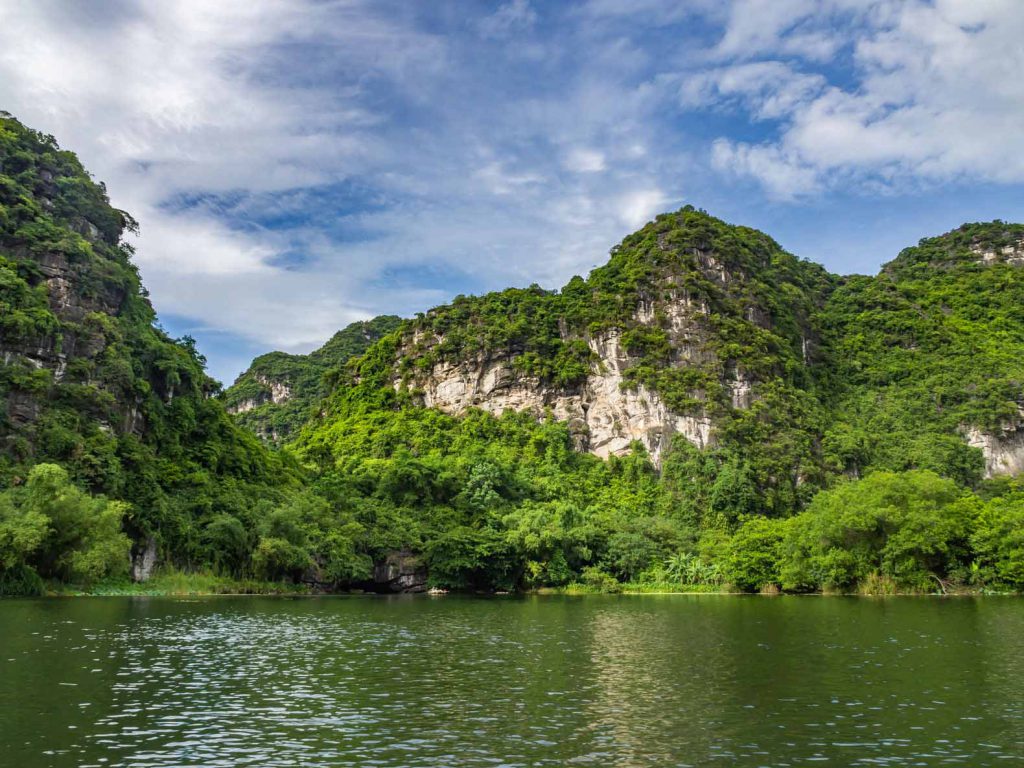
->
<box><xmin>0</xmin><ymin>114</ymin><xmax>298</xmax><ymax>574</ymax></box>
<box><xmin>223</xmin><ymin>315</ymin><xmax>402</xmax><ymax>443</ymax></box>
<box><xmin>299</xmin><ymin>208</ymin><xmax>836</xmax><ymax>516</ymax></box>
<box><xmin>822</xmin><ymin>221</ymin><xmax>1024</xmax><ymax>484</ymax></box>
<box><xmin>397</xmin><ymin>209</ymin><xmax>834</xmax><ymax>506</ymax></box>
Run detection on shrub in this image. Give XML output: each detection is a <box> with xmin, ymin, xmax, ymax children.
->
<box><xmin>580</xmin><ymin>566</ymin><xmax>622</xmax><ymax>593</ymax></box>
<box><xmin>0</xmin><ymin>563</ymin><xmax>44</xmax><ymax>596</ymax></box>
<box><xmin>723</xmin><ymin>516</ymin><xmax>787</xmax><ymax>591</ymax></box>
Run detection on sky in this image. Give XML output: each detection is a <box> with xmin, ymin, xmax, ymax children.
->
<box><xmin>1</xmin><ymin>0</ymin><xmax>1023</xmax><ymax>384</ymax></box>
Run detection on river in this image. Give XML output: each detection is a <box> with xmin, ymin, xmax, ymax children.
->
<box><xmin>1</xmin><ymin>595</ymin><xmax>1023</xmax><ymax>766</ymax></box>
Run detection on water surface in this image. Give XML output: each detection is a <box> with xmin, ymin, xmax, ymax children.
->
<box><xmin>1</xmin><ymin>595</ymin><xmax>1023</xmax><ymax>767</ymax></box>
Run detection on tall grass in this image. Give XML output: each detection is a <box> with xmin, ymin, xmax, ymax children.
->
<box><xmin>46</xmin><ymin>568</ymin><xmax>312</xmax><ymax>597</ymax></box>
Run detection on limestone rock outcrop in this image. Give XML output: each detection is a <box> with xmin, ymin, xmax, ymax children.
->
<box><xmin>396</xmin><ymin>280</ymin><xmax>773</xmax><ymax>467</ymax></box>
<box><xmin>964</xmin><ymin>411</ymin><xmax>1024</xmax><ymax>478</ymax></box>
<box><xmin>402</xmin><ymin>326</ymin><xmax>717</xmax><ymax>466</ymax></box>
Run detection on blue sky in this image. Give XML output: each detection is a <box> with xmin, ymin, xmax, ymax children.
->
<box><xmin>1</xmin><ymin>0</ymin><xmax>1023</xmax><ymax>383</ymax></box>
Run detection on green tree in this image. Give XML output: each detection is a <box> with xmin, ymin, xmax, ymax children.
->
<box><xmin>724</xmin><ymin>516</ymin><xmax>787</xmax><ymax>591</ymax></box>
<box><xmin>0</xmin><ymin>484</ymin><xmax>48</xmax><ymax>595</ymax></box>
<box><xmin>781</xmin><ymin>471</ymin><xmax>973</xmax><ymax>592</ymax></box>
<box><xmin>971</xmin><ymin>493</ymin><xmax>1024</xmax><ymax>589</ymax></box>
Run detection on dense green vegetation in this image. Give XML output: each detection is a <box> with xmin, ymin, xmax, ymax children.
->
<box><xmin>0</xmin><ymin>463</ymin><xmax>129</xmax><ymax>595</ymax></box>
<box><xmin>223</xmin><ymin>315</ymin><xmax>402</xmax><ymax>443</ymax></box>
<box><xmin>397</xmin><ymin>209</ymin><xmax>833</xmax><ymax>514</ymax></box>
<box><xmin>2</xmin><ymin>113</ymin><xmax>1024</xmax><ymax>596</ymax></box>
<box><xmin>821</xmin><ymin>222</ymin><xmax>1024</xmax><ymax>485</ymax></box>
<box><xmin>0</xmin><ymin>114</ymin><xmax>306</xmax><ymax>593</ymax></box>
<box><xmin>277</xmin><ymin>211</ymin><xmax>1024</xmax><ymax>594</ymax></box>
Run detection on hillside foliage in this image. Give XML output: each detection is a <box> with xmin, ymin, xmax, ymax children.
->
<box><xmin>223</xmin><ymin>315</ymin><xmax>403</xmax><ymax>443</ymax></box>
<box><xmin>2</xmin><ymin>113</ymin><xmax>1024</xmax><ymax>595</ymax></box>
<box><xmin>0</xmin><ymin>114</ymin><xmax>303</xmax><ymax>591</ymax></box>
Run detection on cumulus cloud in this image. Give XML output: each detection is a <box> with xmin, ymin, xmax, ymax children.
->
<box><xmin>0</xmin><ymin>1</ymin><xmax>686</xmax><ymax>380</ymax></box>
<box><xmin>2</xmin><ymin>0</ymin><xmax>1020</xmax><ymax>380</ymax></box>
<box><xmin>689</xmin><ymin>0</ymin><xmax>1024</xmax><ymax>197</ymax></box>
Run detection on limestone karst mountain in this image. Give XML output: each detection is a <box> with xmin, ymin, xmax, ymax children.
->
<box><xmin>271</xmin><ymin>211</ymin><xmax>1024</xmax><ymax>514</ymax></box>
<box><xmin>4</xmin><ymin>111</ymin><xmax>1024</xmax><ymax>594</ymax></box>
<box><xmin>0</xmin><ymin>113</ymin><xmax>298</xmax><ymax>577</ymax></box>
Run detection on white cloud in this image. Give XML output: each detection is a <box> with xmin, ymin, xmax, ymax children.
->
<box><xmin>711</xmin><ymin>140</ymin><xmax>820</xmax><ymax>200</ymax></box>
<box><xmin>564</xmin><ymin>148</ymin><xmax>607</xmax><ymax>173</ymax></box>
<box><xmin>0</xmin><ymin>1</ymin><xmax>689</xmax><ymax>381</ymax></box>
<box><xmin>6</xmin><ymin>0</ymin><xmax>1018</xmax><ymax>381</ymax></box>
<box><xmin>0</xmin><ymin>1</ymin><xmax>449</xmax><ymax>355</ymax></box>
<box><xmin>691</xmin><ymin>0</ymin><xmax>1024</xmax><ymax>195</ymax></box>
<box><xmin>619</xmin><ymin>189</ymin><xmax>667</xmax><ymax>230</ymax></box>
<box><xmin>479</xmin><ymin>0</ymin><xmax>538</xmax><ymax>39</ymax></box>
<box><xmin>681</xmin><ymin>61</ymin><xmax>826</xmax><ymax>120</ymax></box>
<box><xmin>715</xmin><ymin>0</ymin><xmax>820</xmax><ymax>58</ymax></box>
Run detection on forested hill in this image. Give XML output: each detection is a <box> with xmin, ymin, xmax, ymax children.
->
<box><xmin>822</xmin><ymin>222</ymin><xmax>1024</xmax><ymax>484</ymax></box>
<box><xmin>3</xmin><ymin>113</ymin><xmax>1024</xmax><ymax>598</ymax></box>
<box><xmin>222</xmin><ymin>315</ymin><xmax>402</xmax><ymax>444</ymax></box>
<box><xmin>0</xmin><ymin>114</ymin><xmax>315</xmax><ymax>593</ymax></box>
<box><xmin>291</xmin><ymin>211</ymin><xmax>1024</xmax><ymax>505</ymax></box>
<box><xmin>277</xmin><ymin>210</ymin><xmax>1024</xmax><ymax>593</ymax></box>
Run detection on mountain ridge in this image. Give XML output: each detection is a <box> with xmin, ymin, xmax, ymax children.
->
<box><xmin>5</xmin><ymin>112</ymin><xmax>1024</xmax><ymax>596</ymax></box>
<box><xmin>235</xmin><ymin>212</ymin><xmax>1024</xmax><ymax>505</ymax></box>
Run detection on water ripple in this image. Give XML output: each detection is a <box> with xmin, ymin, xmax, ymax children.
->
<box><xmin>1</xmin><ymin>596</ymin><xmax>1023</xmax><ymax>766</ymax></box>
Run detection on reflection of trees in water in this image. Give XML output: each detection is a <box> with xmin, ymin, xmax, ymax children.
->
<box><xmin>0</xmin><ymin>599</ymin><xmax>131</xmax><ymax>764</ymax></box>
<box><xmin>976</xmin><ymin>599</ymin><xmax>1024</xmax><ymax>753</ymax></box>
<box><xmin>581</xmin><ymin>597</ymin><xmax>1015</xmax><ymax>766</ymax></box>
<box><xmin>581</xmin><ymin>597</ymin><xmax>732</xmax><ymax>766</ymax></box>
<box><xmin>709</xmin><ymin>597</ymin><xmax>1003</xmax><ymax>765</ymax></box>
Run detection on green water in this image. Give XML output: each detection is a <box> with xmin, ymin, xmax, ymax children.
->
<box><xmin>1</xmin><ymin>596</ymin><xmax>1023</xmax><ymax>767</ymax></box>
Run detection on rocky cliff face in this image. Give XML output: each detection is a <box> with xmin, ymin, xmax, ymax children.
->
<box><xmin>0</xmin><ymin>116</ymin><xmax>158</xmax><ymax>449</ymax></box>
<box><xmin>403</xmin><ymin>312</ymin><xmax>720</xmax><ymax>466</ymax></box>
<box><xmin>229</xmin><ymin>375</ymin><xmax>292</xmax><ymax>414</ymax></box>
<box><xmin>391</xmin><ymin>209</ymin><xmax>827</xmax><ymax>468</ymax></box>
<box><xmin>971</xmin><ymin>238</ymin><xmax>1024</xmax><ymax>267</ymax></box>
<box><xmin>964</xmin><ymin>410</ymin><xmax>1024</xmax><ymax>478</ymax></box>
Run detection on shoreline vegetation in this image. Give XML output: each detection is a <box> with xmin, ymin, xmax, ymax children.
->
<box><xmin>7</xmin><ymin>462</ymin><xmax>1024</xmax><ymax>599</ymax></box>
<box><xmin>40</xmin><ymin>587</ymin><xmax>1017</xmax><ymax>598</ymax></box>
<box><xmin>32</xmin><ymin>568</ymin><xmax>1017</xmax><ymax>599</ymax></box>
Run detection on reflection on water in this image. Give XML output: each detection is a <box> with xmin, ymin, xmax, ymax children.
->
<box><xmin>1</xmin><ymin>595</ymin><xmax>1023</xmax><ymax>767</ymax></box>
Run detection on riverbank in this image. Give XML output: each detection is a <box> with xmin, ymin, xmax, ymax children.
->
<box><xmin>543</xmin><ymin>582</ymin><xmax>729</xmax><ymax>595</ymax></box>
<box><xmin>38</xmin><ymin>580</ymin><xmax>1007</xmax><ymax>598</ymax></box>
<box><xmin>44</xmin><ymin>571</ymin><xmax>314</xmax><ymax>597</ymax></box>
